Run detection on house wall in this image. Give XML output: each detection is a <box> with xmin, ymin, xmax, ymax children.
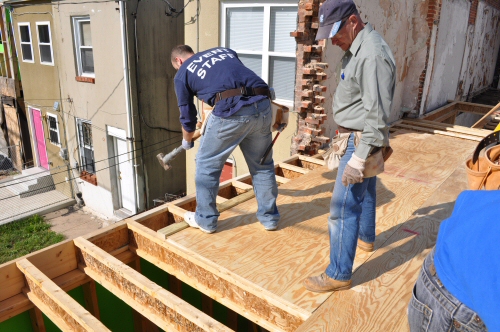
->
<box><xmin>10</xmin><ymin>5</ymin><xmax>69</xmax><ymax>184</ymax></box>
<box><xmin>458</xmin><ymin>0</ymin><xmax>500</xmax><ymax>100</ymax></box>
<box><xmin>52</xmin><ymin>1</ymin><xmax>130</xmax><ymax>219</ymax></box>
<box><xmin>124</xmin><ymin>0</ymin><xmax>186</xmax><ymax>208</ymax></box>
<box><xmin>182</xmin><ymin>0</ymin><xmax>299</xmax><ymax>194</ymax></box>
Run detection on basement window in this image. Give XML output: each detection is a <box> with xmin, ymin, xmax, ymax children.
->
<box><xmin>221</xmin><ymin>2</ymin><xmax>297</xmax><ymax>105</ymax></box>
<box><xmin>36</xmin><ymin>22</ymin><xmax>54</xmax><ymax>65</ymax></box>
<box><xmin>18</xmin><ymin>22</ymin><xmax>34</xmax><ymax>63</ymax></box>
<box><xmin>72</xmin><ymin>16</ymin><xmax>94</xmax><ymax>77</ymax></box>
<box><xmin>47</xmin><ymin>113</ymin><xmax>60</xmax><ymax>146</ymax></box>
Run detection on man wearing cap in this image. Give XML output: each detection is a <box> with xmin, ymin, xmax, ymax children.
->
<box><xmin>303</xmin><ymin>0</ymin><xmax>396</xmax><ymax>292</ymax></box>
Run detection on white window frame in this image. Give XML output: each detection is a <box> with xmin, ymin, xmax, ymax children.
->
<box><xmin>36</xmin><ymin>21</ymin><xmax>54</xmax><ymax>66</ymax></box>
<box><xmin>72</xmin><ymin>16</ymin><xmax>94</xmax><ymax>77</ymax></box>
<box><xmin>220</xmin><ymin>1</ymin><xmax>297</xmax><ymax>106</ymax></box>
<box><xmin>46</xmin><ymin>112</ymin><xmax>61</xmax><ymax>146</ymax></box>
<box><xmin>18</xmin><ymin>22</ymin><xmax>34</xmax><ymax>63</ymax></box>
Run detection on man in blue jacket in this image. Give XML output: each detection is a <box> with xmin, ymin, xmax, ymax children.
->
<box><xmin>170</xmin><ymin>45</ymin><xmax>280</xmax><ymax>234</ymax></box>
<box><xmin>408</xmin><ymin>190</ymin><xmax>499</xmax><ymax>332</ymax></box>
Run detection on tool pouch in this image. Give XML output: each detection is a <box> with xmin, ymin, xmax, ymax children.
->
<box><xmin>354</xmin><ymin>132</ymin><xmax>393</xmax><ymax>178</ymax></box>
<box><xmin>324</xmin><ymin>133</ymin><xmax>350</xmax><ymax>170</ymax></box>
<box><xmin>465</xmin><ymin>131</ymin><xmax>500</xmax><ymax>190</ymax></box>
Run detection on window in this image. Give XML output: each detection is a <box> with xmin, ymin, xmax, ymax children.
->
<box><xmin>72</xmin><ymin>17</ymin><xmax>94</xmax><ymax>77</ymax></box>
<box><xmin>18</xmin><ymin>23</ymin><xmax>34</xmax><ymax>63</ymax></box>
<box><xmin>76</xmin><ymin>118</ymin><xmax>95</xmax><ymax>174</ymax></box>
<box><xmin>36</xmin><ymin>22</ymin><xmax>54</xmax><ymax>65</ymax></box>
<box><xmin>221</xmin><ymin>2</ymin><xmax>297</xmax><ymax>105</ymax></box>
<box><xmin>47</xmin><ymin>113</ymin><xmax>60</xmax><ymax>146</ymax></box>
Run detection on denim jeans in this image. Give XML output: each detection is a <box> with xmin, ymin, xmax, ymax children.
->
<box><xmin>194</xmin><ymin>98</ymin><xmax>279</xmax><ymax>232</ymax></box>
<box><xmin>326</xmin><ymin>133</ymin><xmax>377</xmax><ymax>281</ymax></box>
<box><xmin>408</xmin><ymin>248</ymin><xmax>487</xmax><ymax>332</ymax></box>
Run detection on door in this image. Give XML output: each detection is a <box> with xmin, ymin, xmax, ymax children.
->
<box><xmin>31</xmin><ymin>109</ymin><xmax>49</xmax><ymax>169</ymax></box>
<box><xmin>115</xmin><ymin>137</ymin><xmax>135</xmax><ymax>212</ymax></box>
<box><xmin>220</xmin><ymin>160</ymin><xmax>234</xmax><ymax>182</ymax></box>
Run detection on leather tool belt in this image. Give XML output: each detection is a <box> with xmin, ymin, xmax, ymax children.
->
<box><xmin>465</xmin><ymin>130</ymin><xmax>500</xmax><ymax>190</ymax></box>
<box><xmin>214</xmin><ymin>86</ymin><xmax>271</xmax><ymax>104</ymax></box>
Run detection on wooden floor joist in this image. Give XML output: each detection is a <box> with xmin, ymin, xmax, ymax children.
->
<box><xmin>16</xmin><ymin>258</ymin><xmax>110</xmax><ymax>332</ymax></box>
<box><xmin>127</xmin><ymin>220</ymin><xmax>308</xmax><ymax>332</ymax></box>
<box><xmin>73</xmin><ymin>237</ymin><xmax>231</xmax><ymax>332</ymax></box>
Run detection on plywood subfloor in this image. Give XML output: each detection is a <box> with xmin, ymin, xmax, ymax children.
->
<box><xmin>167</xmin><ymin>130</ymin><xmax>477</xmax><ymax>319</ymax></box>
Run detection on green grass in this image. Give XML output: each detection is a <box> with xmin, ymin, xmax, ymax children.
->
<box><xmin>0</xmin><ymin>214</ymin><xmax>65</xmax><ymax>264</ymax></box>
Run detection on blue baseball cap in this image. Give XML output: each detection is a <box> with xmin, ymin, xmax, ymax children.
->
<box><xmin>316</xmin><ymin>0</ymin><xmax>358</xmax><ymax>40</ymax></box>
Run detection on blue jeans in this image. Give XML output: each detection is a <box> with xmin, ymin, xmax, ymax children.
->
<box><xmin>326</xmin><ymin>133</ymin><xmax>377</xmax><ymax>281</ymax></box>
<box><xmin>194</xmin><ymin>98</ymin><xmax>279</xmax><ymax>231</ymax></box>
<box><xmin>408</xmin><ymin>248</ymin><xmax>487</xmax><ymax>332</ymax></box>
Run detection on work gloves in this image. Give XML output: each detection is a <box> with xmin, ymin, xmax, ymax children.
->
<box><xmin>342</xmin><ymin>154</ymin><xmax>365</xmax><ymax>186</ymax></box>
<box><xmin>182</xmin><ymin>139</ymin><xmax>194</xmax><ymax>150</ymax></box>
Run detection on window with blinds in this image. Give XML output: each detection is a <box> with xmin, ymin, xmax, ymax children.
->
<box><xmin>47</xmin><ymin>113</ymin><xmax>60</xmax><ymax>146</ymax></box>
<box><xmin>76</xmin><ymin>118</ymin><xmax>95</xmax><ymax>174</ymax></box>
<box><xmin>222</xmin><ymin>2</ymin><xmax>298</xmax><ymax>105</ymax></box>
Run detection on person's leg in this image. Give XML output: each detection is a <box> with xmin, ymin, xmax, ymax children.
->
<box><xmin>238</xmin><ymin>99</ymin><xmax>280</xmax><ymax>230</ymax></box>
<box><xmin>194</xmin><ymin>110</ymin><xmax>250</xmax><ymax>231</ymax></box>
<box><xmin>325</xmin><ymin>134</ymin><xmax>370</xmax><ymax>281</ymax></box>
<box><xmin>358</xmin><ymin>176</ymin><xmax>376</xmax><ymax>244</ymax></box>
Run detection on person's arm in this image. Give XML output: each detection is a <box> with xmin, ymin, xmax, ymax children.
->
<box><xmin>179</xmin><ymin>103</ymin><xmax>197</xmax><ymax>149</ymax></box>
<box><xmin>355</xmin><ymin>54</ymin><xmax>395</xmax><ymax>159</ymax></box>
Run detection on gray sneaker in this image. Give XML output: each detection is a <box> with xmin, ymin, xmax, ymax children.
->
<box><xmin>184</xmin><ymin>211</ymin><xmax>215</xmax><ymax>234</ymax></box>
<box><xmin>264</xmin><ymin>224</ymin><xmax>278</xmax><ymax>231</ymax></box>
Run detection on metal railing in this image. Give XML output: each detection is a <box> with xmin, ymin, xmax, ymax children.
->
<box><xmin>0</xmin><ymin>164</ymin><xmax>75</xmax><ymax>225</ymax></box>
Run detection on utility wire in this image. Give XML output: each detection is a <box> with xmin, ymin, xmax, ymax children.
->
<box><xmin>0</xmin><ymin>134</ymin><xmax>182</xmax><ymax>188</ymax></box>
<box><xmin>0</xmin><ymin>137</ymin><xmax>185</xmax><ymax>202</ymax></box>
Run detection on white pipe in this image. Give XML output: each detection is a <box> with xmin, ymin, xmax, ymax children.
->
<box><xmin>120</xmin><ymin>1</ymin><xmax>139</xmax><ymax>214</ymax></box>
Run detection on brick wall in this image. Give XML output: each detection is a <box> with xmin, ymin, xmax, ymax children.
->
<box><xmin>469</xmin><ymin>0</ymin><xmax>479</xmax><ymax>25</ymax></box>
<box><xmin>484</xmin><ymin>0</ymin><xmax>500</xmax><ymax>10</ymax></box>
<box><xmin>290</xmin><ymin>0</ymin><xmax>330</xmax><ymax>156</ymax></box>
<box><xmin>416</xmin><ymin>0</ymin><xmax>443</xmax><ymax>111</ymax></box>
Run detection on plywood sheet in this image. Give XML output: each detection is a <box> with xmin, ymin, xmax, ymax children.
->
<box><xmin>167</xmin><ymin>130</ymin><xmax>476</xmax><ymax>315</ymax></box>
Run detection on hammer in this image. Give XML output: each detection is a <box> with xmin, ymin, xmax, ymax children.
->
<box><xmin>156</xmin><ymin>129</ymin><xmax>201</xmax><ymax>171</ymax></box>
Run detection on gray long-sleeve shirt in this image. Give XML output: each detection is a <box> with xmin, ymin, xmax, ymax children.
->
<box><xmin>333</xmin><ymin>23</ymin><xmax>396</xmax><ymax>160</ymax></box>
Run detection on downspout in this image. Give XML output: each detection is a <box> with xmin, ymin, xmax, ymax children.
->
<box><xmin>119</xmin><ymin>1</ymin><xmax>139</xmax><ymax>214</ymax></box>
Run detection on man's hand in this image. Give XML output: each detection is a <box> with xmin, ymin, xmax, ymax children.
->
<box><xmin>182</xmin><ymin>139</ymin><xmax>194</xmax><ymax>150</ymax></box>
<box><xmin>342</xmin><ymin>154</ymin><xmax>365</xmax><ymax>186</ymax></box>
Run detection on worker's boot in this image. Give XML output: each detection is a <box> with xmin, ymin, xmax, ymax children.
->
<box><xmin>303</xmin><ymin>273</ymin><xmax>351</xmax><ymax>293</ymax></box>
<box><xmin>156</xmin><ymin>153</ymin><xmax>172</xmax><ymax>171</ymax></box>
<box><xmin>357</xmin><ymin>239</ymin><xmax>374</xmax><ymax>252</ymax></box>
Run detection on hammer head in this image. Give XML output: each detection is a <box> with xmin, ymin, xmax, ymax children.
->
<box><xmin>157</xmin><ymin>153</ymin><xmax>173</xmax><ymax>171</ymax></box>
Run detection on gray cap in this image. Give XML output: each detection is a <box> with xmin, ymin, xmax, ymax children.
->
<box><xmin>316</xmin><ymin>0</ymin><xmax>358</xmax><ymax>40</ymax></box>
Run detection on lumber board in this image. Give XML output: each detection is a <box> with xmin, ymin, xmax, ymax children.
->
<box><xmin>393</xmin><ymin>123</ymin><xmax>482</xmax><ymax>141</ymax></box>
<box><xmin>165</xmin><ymin>204</ymin><xmax>189</xmax><ymax>223</ymax></box>
<box><xmin>29</xmin><ymin>307</ymin><xmax>46</xmax><ymax>332</ymax></box>
<box><xmin>0</xmin><ymin>239</ymin><xmax>77</xmax><ymax>303</ymax></box>
<box><xmin>0</xmin><ymin>294</ymin><xmax>32</xmax><ymax>323</ymax></box>
<box><xmin>17</xmin><ymin>258</ymin><xmax>110</xmax><ymax>332</ymax></box>
<box><xmin>472</xmin><ymin>101</ymin><xmax>500</xmax><ymax>128</ymax></box>
<box><xmin>83</xmin><ymin>222</ymin><xmax>129</xmax><ymax>253</ymax></box>
<box><xmin>275</xmin><ymin>175</ymin><xmax>291</xmax><ymax>184</ymax></box>
<box><xmin>278</xmin><ymin>163</ymin><xmax>310</xmax><ymax>175</ymax></box>
<box><xmin>402</xmin><ymin>118</ymin><xmax>490</xmax><ymax>136</ymax></box>
<box><xmin>74</xmin><ymin>237</ymin><xmax>231</xmax><ymax>332</ymax></box>
<box><xmin>216</xmin><ymin>189</ymin><xmax>255</xmax><ymax>212</ymax></box>
<box><xmin>157</xmin><ymin>222</ymin><xmax>190</xmax><ymax>240</ymax></box>
<box><xmin>127</xmin><ymin>221</ymin><xmax>308</xmax><ymax>332</ymax></box>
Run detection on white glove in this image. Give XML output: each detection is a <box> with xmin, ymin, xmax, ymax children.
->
<box><xmin>341</xmin><ymin>154</ymin><xmax>365</xmax><ymax>186</ymax></box>
<box><xmin>182</xmin><ymin>139</ymin><xmax>194</xmax><ymax>150</ymax></box>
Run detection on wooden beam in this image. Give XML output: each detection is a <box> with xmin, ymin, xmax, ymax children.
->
<box><xmin>0</xmin><ymin>294</ymin><xmax>33</xmax><ymax>323</ymax></box>
<box><xmin>216</xmin><ymin>196</ymin><xmax>228</xmax><ymax>204</ymax></box>
<box><xmin>82</xmin><ymin>280</ymin><xmax>101</xmax><ymax>320</ymax></box>
<box><xmin>217</xmin><ymin>190</ymin><xmax>255</xmax><ymax>213</ymax></box>
<box><xmin>278</xmin><ymin>163</ymin><xmax>310</xmax><ymax>175</ymax></box>
<box><xmin>275</xmin><ymin>175</ymin><xmax>290</xmax><ymax>184</ymax></box>
<box><xmin>73</xmin><ymin>237</ymin><xmax>232</xmax><ymax>332</ymax></box>
<box><xmin>402</xmin><ymin>119</ymin><xmax>489</xmax><ymax>137</ymax></box>
<box><xmin>472</xmin><ymin>101</ymin><xmax>500</xmax><ymax>128</ymax></box>
<box><xmin>231</xmin><ymin>181</ymin><xmax>253</xmax><ymax>191</ymax></box>
<box><xmin>16</xmin><ymin>258</ymin><xmax>110</xmax><ymax>332</ymax></box>
<box><xmin>393</xmin><ymin>123</ymin><xmax>482</xmax><ymax>141</ymax></box>
<box><xmin>158</xmin><ymin>222</ymin><xmax>190</xmax><ymax>240</ymax></box>
<box><xmin>29</xmin><ymin>307</ymin><xmax>46</xmax><ymax>332</ymax></box>
<box><xmin>127</xmin><ymin>221</ymin><xmax>308</xmax><ymax>332</ymax></box>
